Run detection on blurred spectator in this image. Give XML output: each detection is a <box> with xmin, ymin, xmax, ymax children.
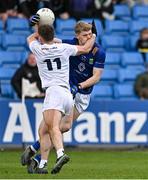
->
<box><xmin>11</xmin><ymin>53</ymin><xmax>44</xmax><ymax>99</ymax></box>
<box><xmin>134</xmin><ymin>67</ymin><xmax>148</xmax><ymax>99</ymax></box>
<box><xmin>93</xmin><ymin>0</ymin><xmax>115</xmax><ymax>21</ymax></box>
<box><xmin>136</xmin><ymin>28</ymin><xmax>148</xmax><ymax>63</ymax></box>
<box><xmin>69</xmin><ymin>0</ymin><xmax>94</xmax><ymax>20</ymax></box>
<box><xmin>114</xmin><ymin>0</ymin><xmax>135</xmax><ymax>7</ymax></box>
<box><xmin>17</xmin><ymin>0</ymin><xmax>39</xmax><ymax>18</ymax></box>
<box><xmin>0</xmin><ymin>0</ymin><xmax>18</xmax><ymax>22</ymax></box>
<box><xmin>49</xmin><ymin>0</ymin><xmax>70</xmax><ymax>20</ymax></box>
<box><xmin>115</xmin><ymin>0</ymin><xmax>148</xmax><ymax>7</ymax></box>
<box><xmin>18</xmin><ymin>0</ymin><xmax>70</xmax><ymax>20</ymax></box>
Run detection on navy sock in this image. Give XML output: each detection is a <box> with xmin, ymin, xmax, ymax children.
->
<box><xmin>32</xmin><ymin>140</ymin><xmax>40</xmax><ymax>152</ymax></box>
<box><xmin>34</xmin><ymin>154</ymin><xmax>41</xmax><ymax>164</ymax></box>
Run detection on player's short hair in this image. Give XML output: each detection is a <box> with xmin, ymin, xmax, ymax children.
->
<box><xmin>38</xmin><ymin>25</ymin><xmax>54</xmax><ymax>42</ymax></box>
<box><xmin>75</xmin><ymin>21</ymin><xmax>92</xmax><ymax>34</ymax></box>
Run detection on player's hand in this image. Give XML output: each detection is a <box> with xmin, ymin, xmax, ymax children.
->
<box><xmin>70</xmin><ymin>85</ymin><xmax>79</xmax><ymax>99</ymax></box>
<box><xmin>30</xmin><ymin>14</ymin><xmax>40</xmax><ymax>26</ymax></box>
<box><xmin>92</xmin><ymin>19</ymin><xmax>97</xmax><ymax>36</ymax></box>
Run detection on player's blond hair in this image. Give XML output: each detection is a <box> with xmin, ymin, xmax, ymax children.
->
<box><xmin>74</xmin><ymin>21</ymin><xmax>92</xmax><ymax>34</ymax></box>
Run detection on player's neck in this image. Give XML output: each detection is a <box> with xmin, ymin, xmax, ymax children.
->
<box><xmin>43</xmin><ymin>40</ymin><xmax>54</xmax><ymax>45</ymax></box>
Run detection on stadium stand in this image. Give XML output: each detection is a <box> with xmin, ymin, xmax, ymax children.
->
<box><xmin>145</xmin><ymin>53</ymin><xmax>148</xmax><ymax>63</ymax></box>
<box><xmin>128</xmin><ymin>35</ymin><xmax>139</xmax><ymax>50</ymax></box>
<box><xmin>118</xmin><ymin>68</ymin><xmax>144</xmax><ymax>84</ymax></box>
<box><xmin>129</xmin><ymin>20</ymin><xmax>148</xmax><ymax>35</ymax></box>
<box><xmin>0</xmin><ymin>51</ymin><xmax>27</xmax><ymax>68</ymax></box>
<box><xmin>91</xmin><ymin>84</ymin><xmax>113</xmax><ymax>100</ymax></box>
<box><xmin>114</xmin><ymin>84</ymin><xmax>137</xmax><ymax>100</ymax></box>
<box><xmin>0</xmin><ymin>20</ymin><xmax>4</xmax><ymax>34</ymax></box>
<box><xmin>1</xmin><ymin>83</ymin><xmax>14</xmax><ymax>98</ymax></box>
<box><xmin>6</xmin><ymin>18</ymin><xmax>31</xmax><ymax>35</ymax></box>
<box><xmin>114</xmin><ymin>4</ymin><xmax>131</xmax><ymax>21</ymax></box>
<box><xmin>100</xmin><ymin>69</ymin><xmax>118</xmax><ymax>85</ymax></box>
<box><xmin>1</xmin><ymin>3</ymin><xmax>148</xmax><ymax>100</ymax></box>
<box><xmin>121</xmin><ymin>52</ymin><xmax>145</xmax><ymax>69</ymax></box>
<box><xmin>132</xmin><ymin>5</ymin><xmax>148</xmax><ymax>20</ymax></box>
<box><xmin>56</xmin><ymin>18</ymin><xmax>76</xmax><ymax>35</ymax></box>
<box><xmin>101</xmin><ymin>35</ymin><xmax>127</xmax><ymax>52</ymax></box>
<box><xmin>105</xmin><ymin>20</ymin><xmax>129</xmax><ymax>35</ymax></box>
<box><xmin>0</xmin><ymin>68</ymin><xmax>16</xmax><ymax>98</ymax></box>
<box><xmin>2</xmin><ymin>34</ymin><xmax>27</xmax><ymax>51</ymax></box>
<box><xmin>105</xmin><ymin>52</ymin><xmax>121</xmax><ymax>69</ymax></box>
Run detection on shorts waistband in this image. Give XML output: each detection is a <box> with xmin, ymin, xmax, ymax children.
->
<box><xmin>43</xmin><ymin>85</ymin><xmax>69</xmax><ymax>91</ymax></box>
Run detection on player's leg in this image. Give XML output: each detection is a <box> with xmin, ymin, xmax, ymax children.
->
<box><xmin>60</xmin><ymin>105</ymin><xmax>80</xmax><ymax>133</ymax></box>
<box><xmin>21</xmin><ymin>93</ymin><xmax>89</xmax><ymax>169</ymax></box>
<box><xmin>20</xmin><ymin>118</ymin><xmax>42</xmax><ymax>166</ymax></box>
<box><xmin>21</xmin><ymin>140</ymin><xmax>40</xmax><ymax>166</ymax></box>
<box><xmin>27</xmin><ymin>120</ymin><xmax>52</xmax><ymax>174</ymax></box>
<box><xmin>59</xmin><ymin>92</ymin><xmax>90</xmax><ymax>133</ymax></box>
<box><xmin>27</xmin><ymin>92</ymin><xmax>88</xmax><ymax>165</ymax></box>
<box><xmin>50</xmin><ymin>87</ymin><xmax>74</xmax><ymax>174</ymax></box>
<box><xmin>37</xmin><ymin>109</ymin><xmax>69</xmax><ymax>174</ymax></box>
<box><xmin>27</xmin><ymin>154</ymin><xmax>41</xmax><ymax>174</ymax></box>
<box><xmin>27</xmin><ymin>108</ymin><xmax>76</xmax><ymax>173</ymax></box>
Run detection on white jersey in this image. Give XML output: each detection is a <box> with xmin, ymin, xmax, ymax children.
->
<box><xmin>29</xmin><ymin>40</ymin><xmax>78</xmax><ymax>89</ymax></box>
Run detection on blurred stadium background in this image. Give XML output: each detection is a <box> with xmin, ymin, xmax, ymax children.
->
<box><xmin>1</xmin><ymin>1</ymin><xmax>148</xmax><ymax>179</ymax></box>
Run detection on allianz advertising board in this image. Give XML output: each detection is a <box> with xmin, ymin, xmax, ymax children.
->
<box><xmin>0</xmin><ymin>99</ymin><xmax>148</xmax><ymax>145</ymax></box>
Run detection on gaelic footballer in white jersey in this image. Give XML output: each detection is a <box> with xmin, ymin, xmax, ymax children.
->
<box><xmin>29</xmin><ymin>40</ymin><xmax>77</xmax><ymax>91</ymax></box>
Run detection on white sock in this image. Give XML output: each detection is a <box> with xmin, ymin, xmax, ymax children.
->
<box><xmin>39</xmin><ymin>159</ymin><xmax>47</xmax><ymax>168</ymax></box>
<box><xmin>56</xmin><ymin>148</ymin><xmax>64</xmax><ymax>159</ymax></box>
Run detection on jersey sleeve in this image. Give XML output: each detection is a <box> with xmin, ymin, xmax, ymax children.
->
<box><xmin>94</xmin><ymin>46</ymin><xmax>106</xmax><ymax>69</ymax></box>
<box><xmin>64</xmin><ymin>44</ymin><xmax>78</xmax><ymax>56</ymax></box>
<box><xmin>29</xmin><ymin>40</ymin><xmax>41</xmax><ymax>56</ymax></box>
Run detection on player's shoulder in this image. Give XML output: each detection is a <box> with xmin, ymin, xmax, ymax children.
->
<box><xmin>62</xmin><ymin>38</ymin><xmax>78</xmax><ymax>45</ymax></box>
<box><xmin>92</xmin><ymin>42</ymin><xmax>105</xmax><ymax>56</ymax></box>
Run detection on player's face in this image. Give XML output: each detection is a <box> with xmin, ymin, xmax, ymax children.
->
<box><xmin>76</xmin><ymin>30</ymin><xmax>92</xmax><ymax>45</ymax></box>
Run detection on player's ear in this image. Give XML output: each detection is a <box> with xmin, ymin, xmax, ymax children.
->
<box><xmin>75</xmin><ymin>33</ymin><xmax>79</xmax><ymax>39</ymax></box>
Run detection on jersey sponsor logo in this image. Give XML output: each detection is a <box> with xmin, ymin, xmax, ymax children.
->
<box><xmin>78</xmin><ymin>62</ymin><xmax>85</xmax><ymax>72</ymax></box>
<box><xmin>81</xmin><ymin>55</ymin><xmax>87</xmax><ymax>62</ymax></box>
<box><xmin>41</xmin><ymin>48</ymin><xmax>49</xmax><ymax>50</ymax></box>
<box><xmin>50</xmin><ymin>47</ymin><xmax>57</xmax><ymax>49</ymax></box>
<box><xmin>89</xmin><ymin>58</ymin><xmax>94</xmax><ymax>64</ymax></box>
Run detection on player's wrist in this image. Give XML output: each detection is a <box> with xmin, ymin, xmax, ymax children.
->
<box><xmin>78</xmin><ymin>84</ymin><xmax>82</xmax><ymax>89</ymax></box>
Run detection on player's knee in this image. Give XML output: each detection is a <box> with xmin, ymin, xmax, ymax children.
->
<box><xmin>49</xmin><ymin>127</ymin><xmax>61</xmax><ymax>136</ymax></box>
<box><xmin>61</xmin><ymin>122</ymin><xmax>72</xmax><ymax>133</ymax></box>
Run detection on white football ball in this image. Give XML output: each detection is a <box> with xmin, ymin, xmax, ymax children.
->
<box><xmin>37</xmin><ymin>8</ymin><xmax>55</xmax><ymax>25</ymax></box>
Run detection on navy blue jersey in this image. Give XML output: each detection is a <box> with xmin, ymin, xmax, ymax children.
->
<box><xmin>63</xmin><ymin>38</ymin><xmax>106</xmax><ymax>94</ymax></box>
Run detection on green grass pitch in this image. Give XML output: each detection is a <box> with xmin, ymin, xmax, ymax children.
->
<box><xmin>0</xmin><ymin>148</ymin><xmax>148</xmax><ymax>179</ymax></box>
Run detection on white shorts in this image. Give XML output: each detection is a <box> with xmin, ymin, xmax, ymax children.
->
<box><xmin>74</xmin><ymin>93</ymin><xmax>91</xmax><ymax>113</ymax></box>
<box><xmin>43</xmin><ymin>86</ymin><xmax>74</xmax><ymax>116</ymax></box>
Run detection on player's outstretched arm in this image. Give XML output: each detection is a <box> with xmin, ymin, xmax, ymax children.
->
<box><xmin>76</xmin><ymin>34</ymin><xmax>96</xmax><ymax>55</ymax></box>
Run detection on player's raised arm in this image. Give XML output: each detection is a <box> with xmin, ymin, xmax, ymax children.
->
<box><xmin>27</xmin><ymin>32</ymin><xmax>39</xmax><ymax>45</ymax></box>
